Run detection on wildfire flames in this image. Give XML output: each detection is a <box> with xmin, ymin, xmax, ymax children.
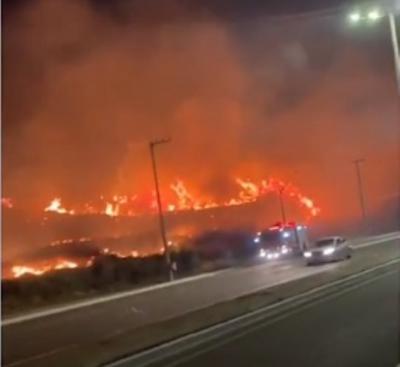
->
<box><xmin>8</xmin><ymin>248</ymin><xmax>148</xmax><ymax>279</ymax></box>
<box><xmin>45</xmin><ymin>198</ymin><xmax>75</xmax><ymax>215</ymax></box>
<box><xmin>38</xmin><ymin>177</ymin><xmax>320</xmax><ymax>219</ymax></box>
<box><xmin>11</xmin><ymin>259</ymin><xmax>79</xmax><ymax>278</ymax></box>
<box><xmin>3</xmin><ymin>177</ymin><xmax>320</xmax><ymax>280</ymax></box>
<box><xmin>1</xmin><ymin>197</ymin><xmax>13</xmax><ymax>209</ymax></box>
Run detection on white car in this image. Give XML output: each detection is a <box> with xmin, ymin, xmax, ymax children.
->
<box><xmin>303</xmin><ymin>236</ymin><xmax>353</xmax><ymax>265</ymax></box>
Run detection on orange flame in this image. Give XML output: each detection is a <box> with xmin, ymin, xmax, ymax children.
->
<box><xmin>11</xmin><ymin>266</ymin><xmax>46</xmax><ymax>278</ymax></box>
<box><xmin>236</xmin><ymin>178</ymin><xmax>260</xmax><ymax>201</ymax></box>
<box><xmin>105</xmin><ymin>202</ymin><xmax>119</xmax><ymax>217</ymax></box>
<box><xmin>36</xmin><ymin>177</ymin><xmax>320</xmax><ymax>219</ymax></box>
<box><xmin>170</xmin><ymin>180</ymin><xmax>219</xmax><ymax>211</ymax></box>
<box><xmin>45</xmin><ymin>198</ymin><xmax>75</xmax><ymax>215</ymax></box>
<box><xmin>11</xmin><ymin>259</ymin><xmax>79</xmax><ymax>278</ymax></box>
<box><xmin>170</xmin><ymin>180</ymin><xmax>195</xmax><ymax>210</ymax></box>
<box><xmin>1</xmin><ymin>197</ymin><xmax>13</xmax><ymax>208</ymax></box>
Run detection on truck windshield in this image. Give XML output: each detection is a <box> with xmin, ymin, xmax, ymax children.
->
<box><xmin>261</xmin><ymin>231</ymin><xmax>282</xmax><ymax>246</ymax></box>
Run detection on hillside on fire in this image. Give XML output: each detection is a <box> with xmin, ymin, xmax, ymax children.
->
<box><xmin>3</xmin><ymin>177</ymin><xmax>321</xmax><ymax>277</ymax></box>
<box><xmin>2</xmin><ymin>0</ymin><xmax>399</xmax><ymax>313</ymax></box>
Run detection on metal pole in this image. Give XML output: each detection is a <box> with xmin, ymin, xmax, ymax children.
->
<box><xmin>278</xmin><ymin>187</ymin><xmax>287</xmax><ymax>224</ymax></box>
<box><xmin>149</xmin><ymin>139</ymin><xmax>174</xmax><ymax>281</ymax></box>
<box><xmin>388</xmin><ymin>12</ymin><xmax>400</xmax><ymax>95</ymax></box>
<box><xmin>353</xmin><ymin>159</ymin><xmax>367</xmax><ymax>224</ymax></box>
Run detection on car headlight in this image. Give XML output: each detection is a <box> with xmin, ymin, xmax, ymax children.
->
<box><xmin>254</xmin><ymin>237</ymin><xmax>260</xmax><ymax>243</ymax></box>
<box><xmin>267</xmin><ymin>253</ymin><xmax>273</xmax><ymax>260</ymax></box>
<box><xmin>304</xmin><ymin>251</ymin><xmax>312</xmax><ymax>258</ymax></box>
<box><xmin>281</xmin><ymin>247</ymin><xmax>289</xmax><ymax>254</ymax></box>
<box><xmin>323</xmin><ymin>247</ymin><xmax>335</xmax><ymax>256</ymax></box>
<box><xmin>259</xmin><ymin>249</ymin><xmax>266</xmax><ymax>257</ymax></box>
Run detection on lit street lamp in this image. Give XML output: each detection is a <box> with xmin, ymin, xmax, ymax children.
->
<box><xmin>348</xmin><ymin>6</ymin><xmax>400</xmax><ymax>94</ymax></box>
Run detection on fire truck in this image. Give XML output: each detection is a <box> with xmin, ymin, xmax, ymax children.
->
<box><xmin>253</xmin><ymin>222</ymin><xmax>310</xmax><ymax>260</ymax></box>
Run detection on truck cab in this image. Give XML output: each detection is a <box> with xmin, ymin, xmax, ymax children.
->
<box><xmin>254</xmin><ymin>222</ymin><xmax>309</xmax><ymax>260</ymax></box>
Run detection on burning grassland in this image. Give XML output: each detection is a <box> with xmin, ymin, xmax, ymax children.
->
<box><xmin>3</xmin><ymin>0</ymin><xmax>399</xmax><ymax>285</ymax></box>
<box><xmin>4</xmin><ymin>177</ymin><xmax>321</xmax><ymax>219</ymax></box>
<box><xmin>2</xmin><ymin>176</ymin><xmax>321</xmax><ymax>279</ymax></box>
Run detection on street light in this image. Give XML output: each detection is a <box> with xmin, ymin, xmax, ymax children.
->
<box><xmin>349</xmin><ymin>11</ymin><xmax>361</xmax><ymax>23</ymax></box>
<box><xmin>348</xmin><ymin>8</ymin><xmax>384</xmax><ymax>24</ymax></box>
<box><xmin>367</xmin><ymin>9</ymin><xmax>383</xmax><ymax>21</ymax></box>
<box><xmin>347</xmin><ymin>6</ymin><xmax>400</xmax><ymax>94</ymax></box>
<box><xmin>149</xmin><ymin>138</ymin><xmax>174</xmax><ymax>281</ymax></box>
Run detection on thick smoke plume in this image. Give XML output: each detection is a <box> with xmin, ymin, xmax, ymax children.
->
<box><xmin>3</xmin><ymin>0</ymin><xmax>399</xmax><ymax>256</ymax></box>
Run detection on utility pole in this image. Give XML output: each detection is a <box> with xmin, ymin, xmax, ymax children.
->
<box><xmin>353</xmin><ymin>158</ymin><xmax>367</xmax><ymax>225</ymax></box>
<box><xmin>149</xmin><ymin>138</ymin><xmax>174</xmax><ymax>281</ymax></box>
<box><xmin>278</xmin><ymin>186</ymin><xmax>287</xmax><ymax>224</ymax></box>
<box><xmin>388</xmin><ymin>12</ymin><xmax>400</xmax><ymax>95</ymax></box>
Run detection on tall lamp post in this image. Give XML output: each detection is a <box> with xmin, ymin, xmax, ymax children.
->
<box><xmin>348</xmin><ymin>5</ymin><xmax>400</xmax><ymax>94</ymax></box>
<box><xmin>353</xmin><ymin>158</ymin><xmax>368</xmax><ymax>226</ymax></box>
<box><xmin>149</xmin><ymin>138</ymin><xmax>174</xmax><ymax>281</ymax></box>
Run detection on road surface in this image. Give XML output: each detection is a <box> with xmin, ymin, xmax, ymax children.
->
<box><xmin>2</xmin><ymin>233</ymin><xmax>399</xmax><ymax>367</ymax></box>
<box><xmin>146</xmin><ymin>265</ymin><xmax>400</xmax><ymax>367</ymax></box>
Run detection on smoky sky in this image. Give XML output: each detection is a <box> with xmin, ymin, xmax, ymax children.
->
<box><xmin>3</xmin><ymin>0</ymin><xmax>399</xmax><ymax>221</ymax></box>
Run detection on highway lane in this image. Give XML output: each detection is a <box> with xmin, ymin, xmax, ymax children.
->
<box><xmin>3</xmin><ymin>259</ymin><xmax>341</xmax><ymax>366</ymax></box>
<box><xmin>2</xmin><ymin>233</ymin><xmax>399</xmax><ymax>366</ymax></box>
<box><xmin>147</xmin><ymin>267</ymin><xmax>400</xmax><ymax>367</ymax></box>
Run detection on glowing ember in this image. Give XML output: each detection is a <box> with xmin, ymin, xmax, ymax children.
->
<box><xmin>236</xmin><ymin>178</ymin><xmax>260</xmax><ymax>201</ymax></box>
<box><xmin>12</xmin><ymin>266</ymin><xmax>46</xmax><ymax>278</ymax></box>
<box><xmin>11</xmin><ymin>259</ymin><xmax>79</xmax><ymax>278</ymax></box>
<box><xmin>1</xmin><ymin>197</ymin><xmax>13</xmax><ymax>208</ymax></box>
<box><xmin>105</xmin><ymin>202</ymin><xmax>119</xmax><ymax>217</ymax></box>
<box><xmin>6</xmin><ymin>241</ymin><xmax>158</xmax><ymax>279</ymax></box>
<box><xmin>167</xmin><ymin>204</ymin><xmax>176</xmax><ymax>211</ymax></box>
<box><xmin>54</xmin><ymin>260</ymin><xmax>78</xmax><ymax>270</ymax></box>
<box><xmin>45</xmin><ymin>198</ymin><xmax>74</xmax><ymax>215</ymax></box>
<box><xmin>50</xmin><ymin>237</ymin><xmax>92</xmax><ymax>246</ymax></box>
<box><xmin>104</xmin><ymin>195</ymin><xmax>131</xmax><ymax>216</ymax></box>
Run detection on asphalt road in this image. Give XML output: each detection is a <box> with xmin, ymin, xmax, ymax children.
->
<box><xmin>2</xmin><ymin>233</ymin><xmax>399</xmax><ymax>367</ymax></box>
<box><xmin>148</xmin><ymin>266</ymin><xmax>400</xmax><ymax>367</ymax></box>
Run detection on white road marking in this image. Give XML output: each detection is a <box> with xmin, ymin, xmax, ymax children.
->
<box><xmin>2</xmin><ymin>272</ymin><xmax>217</xmax><ymax>326</ymax></box>
<box><xmin>158</xmin><ymin>270</ymin><xmax>398</xmax><ymax>367</ymax></box>
<box><xmin>107</xmin><ymin>261</ymin><xmax>399</xmax><ymax>367</ymax></box>
<box><xmin>352</xmin><ymin>233</ymin><xmax>400</xmax><ymax>249</ymax></box>
<box><xmin>240</xmin><ymin>263</ymin><xmax>338</xmax><ymax>296</ymax></box>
